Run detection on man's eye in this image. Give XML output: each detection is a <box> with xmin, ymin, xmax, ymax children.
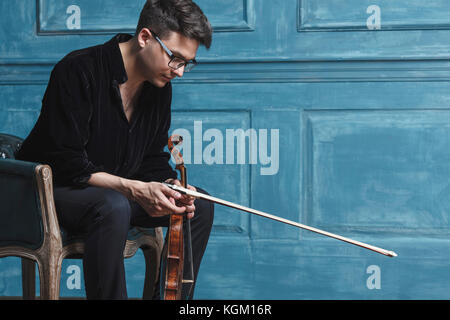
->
<box><xmin>172</xmin><ymin>57</ymin><xmax>185</xmax><ymax>64</ymax></box>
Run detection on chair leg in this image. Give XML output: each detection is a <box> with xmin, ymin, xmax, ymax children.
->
<box><xmin>142</xmin><ymin>246</ymin><xmax>161</xmax><ymax>300</ymax></box>
<box><xmin>36</xmin><ymin>255</ymin><xmax>62</xmax><ymax>300</ymax></box>
<box><xmin>21</xmin><ymin>258</ymin><xmax>36</xmax><ymax>300</ymax></box>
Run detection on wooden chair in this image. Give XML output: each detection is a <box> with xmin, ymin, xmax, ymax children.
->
<box><xmin>0</xmin><ymin>133</ymin><xmax>164</xmax><ymax>299</ymax></box>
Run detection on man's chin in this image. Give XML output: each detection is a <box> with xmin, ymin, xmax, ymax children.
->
<box><xmin>149</xmin><ymin>78</ymin><xmax>170</xmax><ymax>88</ymax></box>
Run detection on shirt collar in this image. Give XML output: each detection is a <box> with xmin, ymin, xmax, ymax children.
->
<box><xmin>105</xmin><ymin>33</ymin><xmax>133</xmax><ymax>85</ymax></box>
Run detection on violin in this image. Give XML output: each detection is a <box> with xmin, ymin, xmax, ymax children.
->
<box><xmin>162</xmin><ymin>135</ymin><xmax>195</xmax><ymax>300</ymax></box>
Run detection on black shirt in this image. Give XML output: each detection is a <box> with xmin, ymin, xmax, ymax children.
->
<box><xmin>15</xmin><ymin>34</ymin><xmax>177</xmax><ymax>187</ymax></box>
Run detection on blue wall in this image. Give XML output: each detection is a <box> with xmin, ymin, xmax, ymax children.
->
<box><xmin>1</xmin><ymin>0</ymin><xmax>450</xmax><ymax>299</ymax></box>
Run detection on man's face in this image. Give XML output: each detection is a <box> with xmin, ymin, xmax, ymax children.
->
<box><xmin>137</xmin><ymin>28</ymin><xmax>200</xmax><ymax>87</ymax></box>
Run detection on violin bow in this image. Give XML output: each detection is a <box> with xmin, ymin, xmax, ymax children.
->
<box><xmin>163</xmin><ymin>183</ymin><xmax>398</xmax><ymax>258</ymax></box>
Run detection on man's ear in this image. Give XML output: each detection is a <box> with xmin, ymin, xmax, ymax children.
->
<box><xmin>137</xmin><ymin>28</ymin><xmax>152</xmax><ymax>48</ymax></box>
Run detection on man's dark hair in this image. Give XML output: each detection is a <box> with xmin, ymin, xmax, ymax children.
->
<box><xmin>136</xmin><ymin>0</ymin><xmax>212</xmax><ymax>49</ymax></box>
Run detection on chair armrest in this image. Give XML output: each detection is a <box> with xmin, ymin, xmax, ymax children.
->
<box><xmin>0</xmin><ymin>159</ymin><xmax>61</xmax><ymax>250</ymax></box>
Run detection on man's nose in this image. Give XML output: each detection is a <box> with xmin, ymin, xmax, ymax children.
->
<box><xmin>172</xmin><ymin>65</ymin><xmax>185</xmax><ymax>78</ymax></box>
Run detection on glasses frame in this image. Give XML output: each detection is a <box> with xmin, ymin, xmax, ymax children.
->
<box><xmin>150</xmin><ymin>30</ymin><xmax>198</xmax><ymax>72</ymax></box>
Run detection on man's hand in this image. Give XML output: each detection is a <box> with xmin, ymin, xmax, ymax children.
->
<box><xmin>127</xmin><ymin>180</ymin><xmax>189</xmax><ymax>217</ymax></box>
<box><xmin>87</xmin><ymin>172</ymin><xmax>193</xmax><ymax>218</ymax></box>
<box><xmin>165</xmin><ymin>178</ymin><xmax>196</xmax><ymax>219</ymax></box>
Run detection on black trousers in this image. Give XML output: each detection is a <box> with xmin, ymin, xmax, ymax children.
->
<box><xmin>53</xmin><ymin>184</ymin><xmax>214</xmax><ymax>300</ymax></box>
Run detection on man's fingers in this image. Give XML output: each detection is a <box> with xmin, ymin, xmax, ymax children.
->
<box><xmin>160</xmin><ymin>194</ymin><xmax>186</xmax><ymax>214</ymax></box>
<box><xmin>177</xmin><ymin>196</ymin><xmax>195</xmax><ymax>206</ymax></box>
<box><xmin>161</xmin><ymin>183</ymin><xmax>183</xmax><ymax>200</ymax></box>
<box><xmin>166</xmin><ymin>178</ymin><xmax>182</xmax><ymax>187</ymax></box>
<box><xmin>161</xmin><ymin>182</ymin><xmax>195</xmax><ymax>213</ymax></box>
<box><xmin>163</xmin><ymin>182</ymin><xmax>195</xmax><ymax>205</ymax></box>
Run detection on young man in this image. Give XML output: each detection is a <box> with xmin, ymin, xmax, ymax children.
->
<box><xmin>15</xmin><ymin>0</ymin><xmax>213</xmax><ymax>299</ymax></box>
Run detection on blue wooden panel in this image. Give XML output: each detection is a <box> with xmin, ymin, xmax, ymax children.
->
<box><xmin>304</xmin><ymin>110</ymin><xmax>450</xmax><ymax>234</ymax></box>
<box><xmin>0</xmin><ymin>85</ymin><xmax>43</xmax><ymax>138</ymax></box>
<box><xmin>2</xmin><ymin>0</ymin><xmax>450</xmax><ymax>300</ymax></box>
<box><xmin>299</xmin><ymin>0</ymin><xmax>450</xmax><ymax>31</ymax></box>
<box><xmin>38</xmin><ymin>0</ymin><xmax>253</xmax><ymax>34</ymax></box>
<box><xmin>195</xmin><ymin>0</ymin><xmax>255</xmax><ymax>31</ymax></box>
<box><xmin>38</xmin><ymin>0</ymin><xmax>146</xmax><ymax>34</ymax></box>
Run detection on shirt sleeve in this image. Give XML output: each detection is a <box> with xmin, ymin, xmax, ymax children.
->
<box><xmin>131</xmin><ymin>83</ymin><xmax>177</xmax><ymax>183</ymax></box>
<box><xmin>17</xmin><ymin>59</ymin><xmax>102</xmax><ymax>187</ymax></box>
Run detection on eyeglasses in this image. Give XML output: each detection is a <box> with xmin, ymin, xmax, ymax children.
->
<box><xmin>150</xmin><ymin>30</ymin><xmax>197</xmax><ymax>72</ymax></box>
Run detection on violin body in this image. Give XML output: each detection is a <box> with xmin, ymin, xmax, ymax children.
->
<box><xmin>164</xmin><ymin>212</ymin><xmax>185</xmax><ymax>299</ymax></box>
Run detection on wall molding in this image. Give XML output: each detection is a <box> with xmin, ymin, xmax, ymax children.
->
<box><xmin>3</xmin><ymin>59</ymin><xmax>450</xmax><ymax>85</ymax></box>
